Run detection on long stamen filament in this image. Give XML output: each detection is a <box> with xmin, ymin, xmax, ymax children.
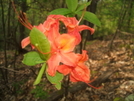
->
<box><xmin>18</xmin><ymin>11</ymin><xmax>33</xmax><ymax>30</ymax></box>
<box><xmin>11</xmin><ymin>1</ymin><xmax>19</xmax><ymax>16</ymax></box>
<box><xmin>11</xmin><ymin>1</ymin><xmax>33</xmax><ymax>30</ymax></box>
<box><xmin>86</xmin><ymin>83</ymin><xmax>102</xmax><ymax>89</ymax></box>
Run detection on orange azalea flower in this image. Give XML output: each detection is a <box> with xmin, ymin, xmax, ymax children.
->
<box><xmin>21</xmin><ymin>36</ymin><xmax>30</xmax><ymax>48</ymax></box>
<box><xmin>21</xmin><ymin>14</ymin><xmax>94</xmax><ymax>48</ymax></box>
<box><xmin>47</xmin><ymin>34</ymin><xmax>78</xmax><ymax>76</ymax></box>
<box><xmin>57</xmin><ymin>50</ymin><xmax>90</xmax><ymax>83</ymax></box>
<box><xmin>50</xmin><ymin>15</ymin><xmax>95</xmax><ymax>45</ymax></box>
<box><xmin>21</xmin><ymin>15</ymin><xmax>60</xmax><ymax>48</ymax></box>
<box><xmin>19</xmin><ymin>14</ymin><xmax>93</xmax><ymax>80</ymax></box>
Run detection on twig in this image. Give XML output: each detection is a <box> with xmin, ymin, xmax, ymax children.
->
<box><xmin>0</xmin><ymin>67</ymin><xmax>20</xmax><ymax>73</ymax></box>
<box><xmin>64</xmin><ymin>75</ymin><xmax>70</xmax><ymax>101</ymax></box>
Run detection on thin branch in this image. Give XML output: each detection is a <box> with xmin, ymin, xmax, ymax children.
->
<box><xmin>0</xmin><ymin>67</ymin><xmax>20</xmax><ymax>73</ymax></box>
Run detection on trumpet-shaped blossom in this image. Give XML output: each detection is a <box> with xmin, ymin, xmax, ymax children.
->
<box><xmin>57</xmin><ymin>50</ymin><xmax>90</xmax><ymax>83</ymax></box>
<box><xmin>21</xmin><ymin>15</ymin><xmax>60</xmax><ymax>48</ymax></box>
<box><xmin>20</xmin><ymin>14</ymin><xmax>94</xmax><ymax>83</ymax></box>
<box><xmin>47</xmin><ymin>34</ymin><xmax>78</xmax><ymax>76</ymax></box>
<box><xmin>50</xmin><ymin>15</ymin><xmax>95</xmax><ymax>45</ymax></box>
<box><xmin>21</xmin><ymin>14</ymin><xmax>94</xmax><ymax>48</ymax></box>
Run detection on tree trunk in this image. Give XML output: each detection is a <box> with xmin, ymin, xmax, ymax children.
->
<box><xmin>18</xmin><ymin>0</ymin><xmax>28</xmax><ymax>53</ymax></box>
<box><xmin>108</xmin><ymin>0</ymin><xmax>128</xmax><ymax>50</ymax></box>
<box><xmin>126</xmin><ymin>0</ymin><xmax>133</xmax><ymax>32</ymax></box>
<box><xmin>86</xmin><ymin>0</ymin><xmax>99</xmax><ymax>40</ymax></box>
<box><xmin>80</xmin><ymin>0</ymin><xmax>100</xmax><ymax>51</ymax></box>
<box><xmin>0</xmin><ymin>0</ymin><xmax>8</xmax><ymax>84</ymax></box>
<box><xmin>7</xmin><ymin>0</ymin><xmax>11</xmax><ymax>50</ymax></box>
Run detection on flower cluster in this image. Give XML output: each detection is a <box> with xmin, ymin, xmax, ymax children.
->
<box><xmin>21</xmin><ymin>15</ymin><xmax>94</xmax><ymax>84</ymax></box>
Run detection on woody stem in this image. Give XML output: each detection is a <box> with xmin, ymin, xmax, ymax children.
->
<box><xmin>64</xmin><ymin>75</ymin><xmax>70</xmax><ymax>101</ymax></box>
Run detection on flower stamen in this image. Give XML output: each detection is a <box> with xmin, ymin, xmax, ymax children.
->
<box><xmin>18</xmin><ymin>11</ymin><xmax>33</xmax><ymax>30</ymax></box>
<box><xmin>11</xmin><ymin>1</ymin><xmax>33</xmax><ymax>30</ymax></box>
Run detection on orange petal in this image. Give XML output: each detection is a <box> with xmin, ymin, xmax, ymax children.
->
<box><xmin>78</xmin><ymin>50</ymin><xmax>88</xmax><ymax>62</ymax></box>
<box><xmin>68</xmin><ymin>29</ymin><xmax>81</xmax><ymax>45</ymax></box>
<box><xmin>21</xmin><ymin>36</ymin><xmax>30</xmax><ymax>48</ymax></box>
<box><xmin>60</xmin><ymin>17</ymin><xmax>78</xmax><ymax>27</ymax></box>
<box><xmin>43</xmin><ymin>17</ymin><xmax>59</xmax><ymax>31</ymax></box>
<box><xmin>47</xmin><ymin>54</ymin><xmax>61</xmax><ymax>76</ymax></box>
<box><xmin>48</xmin><ymin>15</ymin><xmax>66</xmax><ymax>20</ymax></box>
<box><xmin>43</xmin><ymin>17</ymin><xmax>60</xmax><ymax>41</ymax></box>
<box><xmin>70</xmin><ymin>65</ymin><xmax>90</xmax><ymax>83</ymax></box>
<box><xmin>47</xmin><ymin>22</ymin><xmax>60</xmax><ymax>41</ymax></box>
<box><xmin>57</xmin><ymin>65</ymin><xmax>72</xmax><ymax>75</ymax></box>
<box><xmin>60</xmin><ymin>52</ymin><xmax>78</xmax><ymax>67</ymax></box>
<box><xmin>55</xmin><ymin>34</ymin><xmax>76</xmax><ymax>52</ymax></box>
<box><xmin>78</xmin><ymin>25</ymin><xmax>95</xmax><ymax>34</ymax></box>
<box><xmin>34</xmin><ymin>24</ymin><xmax>45</xmax><ymax>34</ymax></box>
<box><xmin>70</xmin><ymin>74</ymin><xmax>79</xmax><ymax>82</ymax></box>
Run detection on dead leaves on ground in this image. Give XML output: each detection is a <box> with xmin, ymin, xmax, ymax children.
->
<box><xmin>0</xmin><ymin>36</ymin><xmax>134</xmax><ymax>101</ymax></box>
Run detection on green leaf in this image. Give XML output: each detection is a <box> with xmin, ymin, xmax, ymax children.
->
<box><xmin>125</xmin><ymin>94</ymin><xmax>134</xmax><ymax>101</ymax></box>
<box><xmin>49</xmin><ymin>8</ymin><xmax>72</xmax><ymax>15</ymax></box>
<box><xmin>30</xmin><ymin>28</ymin><xmax>51</xmax><ymax>61</ymax></box>
<box><xmin>26</xmin><ymin>0</ymin><xmax>31</xmax><ymax>4</ymax></box>
<box><xmin>113</xmin><ymin>97</ymin><xmax>124</xmax><ymax>101</ymax></box>
<box><xmin>75</xmin><ymin>1</ymin><xmax>91</xmax><ymax>13</ymax></box>
<box><xmin>66</xmin><ymin>0</ymin><xmax>78</xmax><ymax>12</ymax></box>
<box><xmin>22</xmin><ymin>51</ymin><xmax>44</xmax><ymax>66</ymax></box>
<box><xmin>54</xmin><ymin>82</ymin><xmax>62</xmax><ymax>90</ymax></box>
<box><xmin>76</xmin><ymin>11</ymin><xmax>101</xmax><ymax>27</ymax></box>
<box><xmin>46</xmin><ymin>71</ymin><xmax>63</xmax><ymax>90</ymax></box>
<box><xmin>34</xmin><ymin>63</ymin><xmax>46</xmax><ymax>85</ymax></box>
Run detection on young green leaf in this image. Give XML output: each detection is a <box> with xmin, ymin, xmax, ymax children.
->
<box><xmin>113</xmin><ymin>97</ymin><xmax>124</xmax><ymax>101</ymax></box>
<box><xmin>49</xmin><ymin>8</ymin><xmax>72</xmax><ymax>15</ymax></box>
<box><xmin>125</xmin><ymin>94</ymin><xmax>134</xmax><ymax>101</ymax></box>
<box><xmin>30</xmin><ymin>28</ymin><xmax>51</xmax><ymax>61</ymax></box>
<box><xmin>34</xmin><ymin>63</ymin><xmax>46</xmax><ymax>85</ymax></box>
<box><xmin>66</xmin><ymin>0</ymin><xmax>78</xmax><ymax>12</ymax></box>
<box><xmin>22</xmin><ymin>51</ymin><xmax>44</xmax><ymax>66</ymax></box>
<box><xmin>76</xmin><ymin>11</ymin><xmax>101</xmax><ymax>27</ymax></box>
<box><xmin>75</xmin><ymin>1</ymin><xmax>91</xmax><ymax>13</ymax></box>
<box><xmin>46</xmin><ymin>71</ymin><xmax>63</xmax><ymax>90</ymax></box>
<box><xmin>54</xmin><ymin>82</ymin><xmax>62</xmax><ymax>90</ymax></box>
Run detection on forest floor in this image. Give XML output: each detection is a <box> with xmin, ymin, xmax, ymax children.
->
<box><xmin>0</xmin><ymin>32</ymin><xmax>134</xmax><ymax>101</ymax></box>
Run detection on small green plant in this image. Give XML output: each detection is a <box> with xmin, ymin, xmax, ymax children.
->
<box><xmin>114</xmin><ymin>94</ymin><xmax>134</xmax><ymax>101</ymax></box>
<box><xmin>31</xmin><ymin>85</ymin><xmax>49</xmax><ymax>99</ymax></box>
<box><xmin>125</xmin><ymin>94</ymin><xmax>134</xmax><ymax>101</ymax></box>
<box><xmin>114</xmin><ymin>97</ymin><xmax>125</xmax><ymax>101</ymax></box>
